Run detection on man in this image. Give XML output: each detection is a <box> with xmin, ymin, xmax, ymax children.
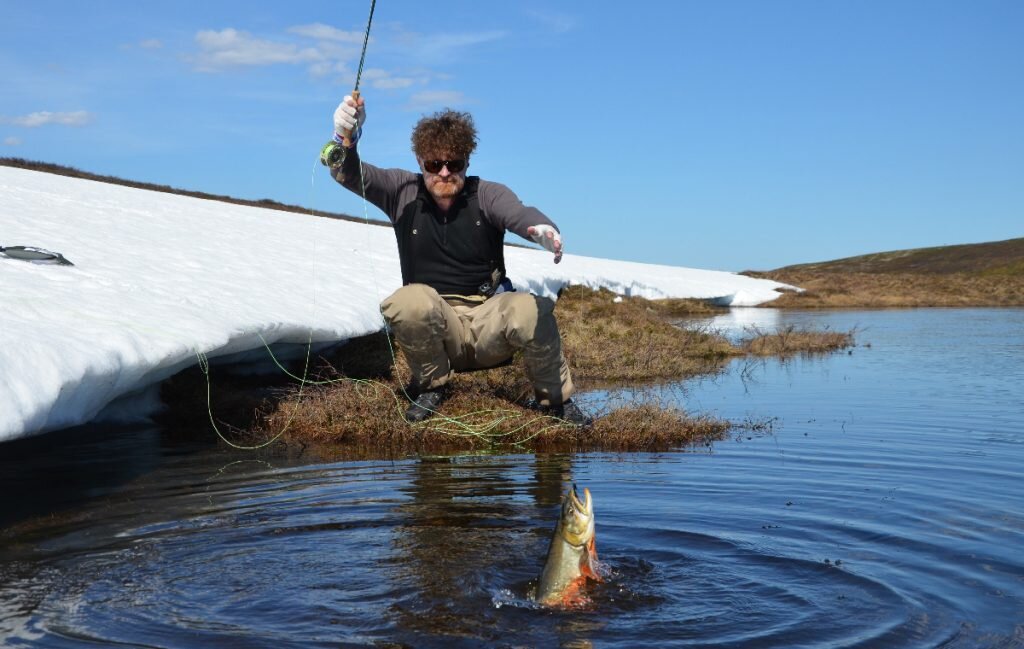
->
<box><xmin>330</xmin><ymin>95</ymin><xmax>590</xmax><ymax>426</ymax></box>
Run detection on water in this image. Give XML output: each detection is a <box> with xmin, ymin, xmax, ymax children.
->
<box><xmin>2</xmin><ymin>308</ymin><xmax>1023</xmax><ymax>648</ymax></box>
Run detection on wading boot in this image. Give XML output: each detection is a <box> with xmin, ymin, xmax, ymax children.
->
<box><xmin>404</xmin><ymin>388</ymin><xmax>447</xmax><ymax>423</ymax></box>
<box><xmin>533</xmin><ymin>399</ymin><xmax>594</xmax><ymax>428</ymax></box>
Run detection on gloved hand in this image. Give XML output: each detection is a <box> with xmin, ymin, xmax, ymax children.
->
<box><xmin>333</xmin><ymin>95</ymin><xmax>366</xmax><ymax>139</ymax></box>
<box><xmin>527</xmin><ymin>224</ymin><xmax>563</xmax><ymax>264</ymax></box>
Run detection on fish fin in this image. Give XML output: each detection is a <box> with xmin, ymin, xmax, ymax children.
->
<box><xmin>556</xmin><ymin>578</ymin><xmax>589</xmax><ymax>607</ymax></box>
<box><xmin>580</xmin><ymin>537</ymin><xmax>603</xmax><ymax>582</ymax></box>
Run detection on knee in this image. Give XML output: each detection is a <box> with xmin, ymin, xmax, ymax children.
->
<box><xmin>534</xmin><ymin>295</ymin><xmax>556</xmax><ymax>318</ymax></box>
<box><xmin>381</xmin><ymin>284</ymin><xmax>441</xmax><ymax>325</ymax></box>
<box><xmin>503</xmin><ymin>294</ymin><xmax>556</xmax><ymax>338</ymax></box>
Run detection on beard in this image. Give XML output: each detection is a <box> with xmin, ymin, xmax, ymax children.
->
<box><xmin>426</xmin><ymin>174</ymin><xmax>464</xmax><ymax>201</ymax></box>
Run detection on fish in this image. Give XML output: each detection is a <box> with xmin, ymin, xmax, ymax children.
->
<box><xmin>536</xmin><ymin>485</ymin><xmax>601</xmax><ymax>606</ymax></box>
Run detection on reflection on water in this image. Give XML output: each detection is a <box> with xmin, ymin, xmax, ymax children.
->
<box><xmin>0</xmin><ymin>423</ymin><xmax>163</xmax><ymax>527</ymax></box>
<box><xmin>698</xmin><ymin>306</ymin><xmax>782</xmax><ymax>339</ymax></box>
<box><xmin>387</xmin><ymin>454</ymin><xmax>576</xmax><ymax>642</ymax></box>
<box><xmin>1</xmin><ymin>308</ymin><xmax>1023</xmax><ymax>647</ymax></box>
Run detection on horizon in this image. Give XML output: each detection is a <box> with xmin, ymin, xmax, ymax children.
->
<box><xmin>2</xmin><ymin>1</ymin><xmax>1022</xmax><ymax>271</ymax></box>
<box><xmin>5</xmin><ymin>155</ymin><xmax>1022</xmax><ymax>273</ymax></box>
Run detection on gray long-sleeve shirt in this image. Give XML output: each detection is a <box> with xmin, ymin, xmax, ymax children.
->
<box><xmin>330</xmin><ymin>147</ymin><xmax>559</xmax><ymax>241</ymax></box>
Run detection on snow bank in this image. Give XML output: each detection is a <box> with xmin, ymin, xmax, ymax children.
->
<box><xmin>0</xmin><ymin>166</ymin><xmax>793</xmax><ymax>441</ymax></box>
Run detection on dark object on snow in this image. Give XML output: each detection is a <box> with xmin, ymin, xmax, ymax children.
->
<box><xmin>0</xmin><ymin>245</ymin><xmax>74</xmax><ymax>266</ymax></box>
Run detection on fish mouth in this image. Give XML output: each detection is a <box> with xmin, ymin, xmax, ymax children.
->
<box><xmin>561</xmin><ymin>486</ymin><xmax>595</xmax><ymax>547</ymax></box>
<box><xmin>569</xmin><ymin>485</ymin><xmax>593</xmax><ymax>516</ymax></box>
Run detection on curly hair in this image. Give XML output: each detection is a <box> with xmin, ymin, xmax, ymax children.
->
<box><xmin>411</xmin><ymin>109</ymin><xmax>478</xmax><ymax>159</ymax></box>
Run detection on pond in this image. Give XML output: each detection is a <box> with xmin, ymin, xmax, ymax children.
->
<box><xmin>1</xmin><ymin>308</ymin><xmax>1022</xmax><ymax>648</ymax></box>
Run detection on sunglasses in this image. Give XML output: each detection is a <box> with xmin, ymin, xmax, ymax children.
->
<box><xmin>422</xmin><ymin>159</ymin><xmax>466</xmax><ymax>174</ymax></box>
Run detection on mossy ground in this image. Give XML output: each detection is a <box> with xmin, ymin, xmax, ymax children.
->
<box><xmin>759</xmin><ymin>271</ymin><xmax>1024</xmax><ymax>308</ymax></box>
<box><xmin>160</xmin><ymin>285</ymin><xmax>856</xmax><ymax>457</ymax></box>
<box><xmin>739</xmin><ymin>324</ymin><xmax>855</xmax><ymax>356</ymax></box>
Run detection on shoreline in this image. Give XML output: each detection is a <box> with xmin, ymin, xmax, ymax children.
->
<box><xmin>158</xmin><ymin>286</ymin><xmax>857</xmax><ymax>458</ymax></box>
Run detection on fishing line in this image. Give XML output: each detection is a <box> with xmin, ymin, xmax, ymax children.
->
<box><xmin>337</xmin><ymin>0</ymin><xmax>568</xmax><ymax>435</ymax></box>
<box><xmin>196</xmin><ymin>2</ymin><xmax>380</xmax><ymax>451</ymax></box>
<box><xmin>340</xmin><ymin>156</ymin><xmax>574</xmax><ymax>441</ymax></box>
<box><xmin>201</xmin><ymin>0</ymin><xmax>572</xmax><ymax>449</ymax></box>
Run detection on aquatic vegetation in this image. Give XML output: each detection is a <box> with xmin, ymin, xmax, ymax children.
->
<box><xmin>740</xmin><ymin>324</ymin><xmax>855</xmax><ymax>356</ymax></box>
<box><xmin>160</xmin><ymin>285</ymin><xmax>853</xmax><ymax>456</ymax></box>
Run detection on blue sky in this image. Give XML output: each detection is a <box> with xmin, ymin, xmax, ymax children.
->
<box><xmin>2</xmin><ymin>1</ymin><xmax>1021</xmax><ymax>271</ymax></box>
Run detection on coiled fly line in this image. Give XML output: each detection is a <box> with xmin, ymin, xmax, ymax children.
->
<box><xmin>200</xmin><ymin>0</ymin><xmax>572</xmax><ymax>450</ymax></box>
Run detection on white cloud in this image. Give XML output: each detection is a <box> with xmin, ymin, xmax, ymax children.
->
<box><xmin>187</xmin><ymin>26</ymin><xmax>365</xmax><ymax>83</ymax></box>
<box><xmin>423</xmin><ymin>31</ymin><xmax>505</xmax><ymax>51</ymax></box>
<box><xmin>309</xmin><ymin>60</ymin><xmax>353</xmax><ymax>82</ymax></box>
<box><xmin>288</xmin><ymin>23</ymin><xmax>365</xmax><ymax>43</ymax></box>
<box><xmin>191</xmin><ymin>28</ymin><xmax>324</xmax><ymax>70</ymax></box>
<box><xmin>3</xmin><ymin>136</ymin><xmax>22</xmax><ymax>146</ymax></box>
<box><xmin>183</xmin><ymin>24</ymin><xmax>493</xmax><ymax>99</ymax></box>
<box><xmin>139</xmin><ymin>38</ymin><xmax>163</xmax><ymax>49</ymax></box>
<box><xmin>407</xmin><ymin>90</ymin><xmax>468</xmax><ymax>111</ymax></box>
<box><xmin>4</xmin><ymin>111</ymin><xmax>93</xmax><ymax>128</ymax></box>
<box><xmin>372</xmin><ymin>76</ymin><xmax>416</xmax><ymax>90</ymax></box>
<box><xmin>525</xmin><ymin>9</ymin><xmax>576</xmax><ymax>33</ymax></box>
<box><xmin>361</xmin><ymin>68</ymin><xmax>420</xmax><ymax>90</ymax></box>
<box><xmin>397</xmin><ymin>30</ymin><xmax>505</xmax><ymax>63</ymax></box>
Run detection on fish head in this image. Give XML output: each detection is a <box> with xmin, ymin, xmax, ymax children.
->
<box><xmin>537</xmin><ymin>485</ymin><xmax>601</xmax><ymax>606</ymax></box>
<box><xmin>559</xmin><ymin>485</ymin><xmax>595</xmax><ymax>548</ymax></box>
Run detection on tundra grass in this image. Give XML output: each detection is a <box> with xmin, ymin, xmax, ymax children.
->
<box><xmin>160</xmin><ymin>285</ymin><xmax>855</xmax><ymax>456</ymax></box>
<box><xmin>740</xmin><ymin>324</ymin><xmax>855</xmax><ymax>356</ymax></box>
<box><xmin>555</xmin><ymin>286</ymin><xmax>737</xmax><ymax>382</ymax></box>
<box><xmin>750</xmin><ymin>271</ymin><xmax>1024</xmax><ymax>308</ymax></box>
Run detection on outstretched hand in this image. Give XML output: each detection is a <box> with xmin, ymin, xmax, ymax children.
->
<box><xmin>528</xmin><ymin>225</ymin><xmax>563</xmax><ymax>264</ymax></box>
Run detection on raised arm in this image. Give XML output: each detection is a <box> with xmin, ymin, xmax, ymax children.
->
<box><xmin>328</xmin><ymin>95</ymin><xmax>417</xmax><ymax>223</ymax></box>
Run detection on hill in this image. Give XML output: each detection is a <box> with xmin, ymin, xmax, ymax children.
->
<box><xmin>769</xmin><ymin>238</ymin><xmax>1024</xmax><ymax>277</ymax></box>
<box><xmin>745</xmin><ymin>238</ymin><xmax>1024</xmax><ymax>308</ymax></box>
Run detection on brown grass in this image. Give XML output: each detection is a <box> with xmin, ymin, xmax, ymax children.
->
<box><xmin>556</xmin><ymin>286</ymin><xmax>737</xmax><ymax>382</ymax></box>
<box><xmin>255</xmin><ymin>368</ymin><xmax>730</xmax><ymax>457</ymax></box>
<box><xmin>744</xmin><ymin>237</ymin><xmax>1024</xmax><ymax>307</ymax></box>
<box><xmin>158</xmin><ymin>332</ymin><xmax>730</xmax><ymax>457</ymax></box>
<box><xmin>159</xmin><ymin>285</ymin><xmax>855</xmax><ymax>457</ymax></box>
<box><xmin>762</xmin><ymin>237</ymin><xmax>1024</xmax><ymax>276</ymax></box>
<box><xmin>755</xmin><ymin>271</ymin><xmax>1024</xmax><ymax>308</ymax></box>
<box><xmin>741</xmin><ymin>324</ymin><xmax>855</xmax><ymax>356</ymax></box>
<box><xmin>645</xmin><ymin>297</ymin><xmax>726</xmax><ymax>318</ymax></box>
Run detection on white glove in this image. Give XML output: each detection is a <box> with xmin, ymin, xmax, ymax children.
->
<box><xmin>527</xmin><ymin>224</ymin><xmax>563</xmax><ymax>264</ymax></box>
<box><xmin>333</xmin><ymin>95</ymin><xmax>366</xmax><ymax>137</ymax></box>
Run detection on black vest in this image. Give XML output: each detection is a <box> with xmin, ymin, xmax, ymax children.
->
<box><xmin>394</xmin><ymin>177</ymin><xmax>506</xmax><ymax>296</ymax></box>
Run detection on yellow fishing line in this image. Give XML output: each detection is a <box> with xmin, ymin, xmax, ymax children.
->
<box><xmin>198</xmin><ymin>0</ymin><xmax>575</xmax><ymax>445</ymax></box>
<box><xmin>187</xmin><ymin>146</ymin><xmax>577</xmax><ymax>450</ymax></box>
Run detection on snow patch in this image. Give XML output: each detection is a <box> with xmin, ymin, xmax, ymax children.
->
<box><xmin>0</xmin><ymin>166</ymin><xmax>795</xmax><ymax>441</ymax></box>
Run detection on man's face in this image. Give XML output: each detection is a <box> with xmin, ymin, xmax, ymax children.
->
<box><xmin>419</xmin><ymin>152</ymin><xmax>468</xmax><ymax>202</ymax></box>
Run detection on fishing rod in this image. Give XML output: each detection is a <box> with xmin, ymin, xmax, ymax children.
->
<box><xmin>320</xmin><ymin>0</ymin><xmax>377</xmax><ymax>168</ymax></box>
<box><xmin>308</xmin><ymin>0</ymin><xmax>558</xmax><ymax>438</ymax></box>
<box><xmin>195</xmin><ymin>3</ymin><xmax>380</xmax><ymax>451</ymax></box>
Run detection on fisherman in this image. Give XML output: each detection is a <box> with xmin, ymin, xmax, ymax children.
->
<box><xmin>329</xmin><ymin>95</ymin><xmax>591</xmax><ymax>426</ymax></box>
